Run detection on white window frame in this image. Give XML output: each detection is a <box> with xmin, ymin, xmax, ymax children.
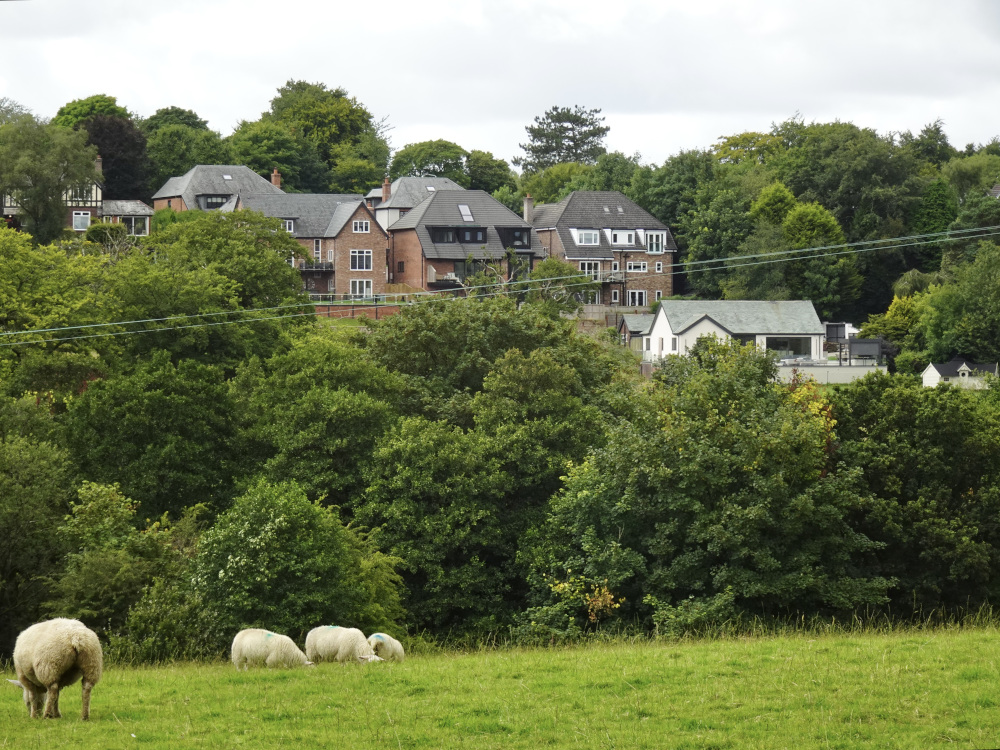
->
<box><xmin>671</xmin><ymin>337</ymin><xmax>678</xmax><ymax>351</ymax></box>
<box><xmin>655</xmin><ymin>290</ymin><xmax>663</xmax><ymax>301</ymax></box>
<box><xmin>627</xmin><ymin>290</ymin><xmax>647</xmax><ymax>306</ymax></box>
<box><xmin>121</xmin><ymin>216</ymin><xmax>148</xmax><ymax>236</ymax></box>
<box><xmin>612</xmin><ymin>261</ymin><xmax>620</xmax><ymax>272</ymax></box>
<box><xmin>73</xmin><ymin>211</ymin><xmax>90</xmax><ymax>231</ymax></box>
<box><xmin>626</xmin><ymin>261</ymin><xmax>647</xmax><ymax>273</ymax></box>
<box><xmin>326</xmin><ymin>248</ymin><xmax>334</xmax><ymax>263</ymax></box>
<box><xmin>611</xmin><ymin>230</ymin><xmax>634</xmax><ymax>245</ymax></box>
<box><xmin>353</xmin><ymin>220</ymin><xmax>370</xmax><ymax>233</ymax></box>
<box><xmin>281</xmin><ymin>219</ymin><xmax>294</xmax><ymax>233</ymax></box>
<box><xmin>579</xmin><ymin>260</ymin><xmax>600</xmax><ymax>280</ymax></box>
<box><xmin>350</xmin><ymin>279</ymin><xmax>373</xmax><ymax>298</ymax></box>
<box><xmin>646</xmin><ymin>232</ymin><xmax>665</xmax><ymax>253</ymax></box>
<box><xmin>313</xmin><ymin>239</ymin><xmax>322</xmax><ymax>260</ymax></box>
<box><xmin>611</xmin><ymin>289</ymin><xmax>619</xmax><ymax>303</ymax></box>
<box><xmin>577</xmin><ymin>230</ymin><xmax>599</xmax><ymax>246</ymax></box>
<box><xmin>350</xmin><ymin>249</ymin><xmax>372</xmax><ymax>271</ymax></box>
<box><xmin>655</xmin><ymin>261</ymin><xmax>663</xmax><ymax>273</ymax></box>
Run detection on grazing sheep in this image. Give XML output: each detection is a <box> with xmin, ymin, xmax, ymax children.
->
<box><xmin>367</xmin><ymin>632</ymin><xmax>405</xmax><ymax>662</ymax></box>
<box><xmin>231</xmin><ymin>629</ymin><xmax>313</xmax><ymax>669</ymax></box>
<box><xmin>7</xmin><ymin>618</ymin><xmax>103</xmax><ymax>720</ymax></box>
<box><xmin>306</xmin><ymin>626</ymin><xmax>381</xmax><ymax>663</ymax></box>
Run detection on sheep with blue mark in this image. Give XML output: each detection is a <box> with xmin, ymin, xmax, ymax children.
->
<box><xmin>367</xmin><ymin>632</ymin><xmax>404</xmax><ymax>662</ymax></box>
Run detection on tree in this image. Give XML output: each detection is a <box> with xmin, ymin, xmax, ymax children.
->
<box><xmin>80</xmin><ymin>114</ymin><xmax>150</xmax><ymax>199</ymax></box>
<box><xmin>0</xmin><ymin>116</ymin><xmax>99</xmax><ymax>243</ymax></box>
<box><xmin>523</xmin><ymin>257</ymin><xmax>600</xmax><ymax>318</ymax></box>
<box><xmin>226</xmin><ymin>119</ymin><xmax>330</xmax><ymax>193</ymax></box>
<box><xmin>388</xmin><ymin>139</ymin><xmax>469</xmax><ymax>185</ymax></box>
<box><xmin>140</xmin><ymin>106</ymin><xmax>209</xmax><ymax>135</ymax></box>
<box><xmin>52</xmin><ymin>94</ymin><xmax>130</xmax><ymax>129</ymax></box>
<box><xmin>628</xmin><ymin>149</ymin><xmax>716</xmax><ymax>241</ymax></box>
<box><xmin>909</xmin><ymin>178</ymin><xmax>959</xmax><ymax>271</ymax></box>
<box><xmin>900</xmin><ymin>119</ymin><xmax>958</xmax><ymax>169</ymax></box>
<box><xmin>712</xmin><ymin>131</ymin><xmax>785</xmax><ymax>165</ymax></box>
<box><xmin>520</xmin><ymin>162</ymin><xmax>592</xmax><ymax>204</ymax></box>
<box><xmin>941</xmin><ymin>152</ymin><xmax>1000</xmax><ymax>202</ymax></box>
<box><xmin>467</xmin><ymin>150</ymin><xmax>515</xmax><ymax>194</ymax></box>
<box><xmin>0</xmin><ymin>97</ymin><xmax>30</xmax><ymax>125</ymax></box>
<box><xmin>514</xmin><ymin>105</ymin><xmax>609</xmax><ymax>173</ymax></box>
<box><xmin>146</xmin><ymin>124</ymin><xmax>231</xmax><ymax>195</ymax></box>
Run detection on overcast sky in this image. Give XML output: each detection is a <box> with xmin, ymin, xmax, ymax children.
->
<box><xmin>2</xmin><ymin>0</ymin><xmax>998</xmax><ymax>168</ymax></box>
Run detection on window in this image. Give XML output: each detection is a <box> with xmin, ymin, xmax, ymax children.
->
<box><xmin>612</xmin><ymin>261</ymin><xmax>619</xmax><ymax>272</ymax></box>
<box><xmin>655</xmin><ymin>261</ymin><xmax>663</xmax><ymax>273</ymax></box>
<box><xmin>350</xmin><ymin>249</ymin><xmax>373</xmax><ymax>271</ymax></box>
<box><xmin>579</xmin><ymin>261</ymin><xmax>600</xmax><ymax>280</ymax></box>
<box><xmin>655</xmin><ymin>290</ymin><xmax>662</xmax><ymax>301</ymax></box>
<box><xmin>121</xmin><ymin>216</ymin><xmax>148</xmax><ymax>236</ymax></box>
<box><xmin>426</xmin><ymin>186</ymin><xmax>436</xmax><ymax>192</ymax></box>
<box><xmin>326</xmin><ymin>248</ymin><xmax>334</xmax><ymax>262</ymax></box>
<box><xmin>313</xmin><ymin>240</ymin><xmax>322</xmax><ymax>260</ymax></box>
<box><xmin>646</xmin><ymin>232</ymin><xmax>665</xmax><ymax>253</ymax></box>
<box><xmin>72</xmin><ymin>211</ymin><xmax>90</xmax><ymax>231</ymax></box>
<box><xmin>397</xmin><ymin>261</ymin><xmax>405</xmax><ymax>273</ymax></box>
<box><xmin>432</xmin><ymin>228</ymin><xmax>456</xmax><ymax>243</ymax></box>
<box><xmin>611</xmin><ymin>231</ymin><xmax>634</xmax><ymax>245</ymax></box>
<box><xmin>627</xmin><ymin>290</ymin><xmax>647</xmax><ymax>306</ymax></box>
<box><xmin>577</xmin><ymin>230</ymin><xmax>599</xmax><ymax>246</ymax></box>
<box><xmin>281</xmin><ymin>219</ymin><xmax>294</xmax><ymax>233</ymax></box>
<box><xmin>353</xmin><ymin>220</ymin><xmax>370</xmax><ymax>233</ymax></box>
<box><xmin>645</xmin><ymin>338</ymin><xmax>651</xmax><ymax>351</ymax></box>
<box><xmin>611</xmin><ymin>290</ymin><xmax>619</xmax><ymax>303</ymax></box>
<box><xmin>671</xmin><ymin>337</ymin><xmax>678</xmax><ymax>351</ymax></box>
<box><xmin>626</xmin><ymin>261</ymin><xmax>647</xmax><ymax>272</ymax></box>
<box><xmin>204</xmin><ymin>195</ymin><xmax>228</xmax><ymax>209</ymax></box>
<box><xmin>462</xmin><ymin>229</ymin><xmax>484</xmax><ymax>242</ymax></box>
<box><xmin>458</xmin><ymin>204</ymin><xmax>474</xmax><ymax>222</ymax></box>
<box><xmin>350</xmin><ymin>279</ymin><xmax>373</xmax><ymax>298</ymax></box>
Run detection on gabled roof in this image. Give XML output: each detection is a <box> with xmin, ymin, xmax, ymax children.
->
<box><xmin>378</xmin><ymin>177</ymin><xmax>465</xmax><ymax>209</ymax></box>
<box><xmin>233</xmin><ymin>193</ymin><xmax>367</xmax><ymax>237</ymax></box>
<box><xmin>530</xmin><ymin>190</ymin><xmax>677</xmax><ymax>259</ymax></box>
<box><xmin>389</xmin><ymin>189</ymin><xmax>543</xmax><ymax>260</ymax></box>
<box><xmin>151</xmin><ymin>165</ymin><xmax>283</xmax><ymax>209</ymax></box>
<box><xmin>618</xmin><ymin>314</ymin><xmax>654</xmax><ymax>335</ymax></box>
<box><xmin>655</xmin><ymin>300</ymin><xmax>824</xmax><ymax>336</ymax></box>
<box><xmin>926</xmin><ymin>358</ymin><xmax>999</xmax><ymax>378</ymax></box>
<box><xmin>102</xmin><ymin>199</ymin><xmax>153</xmax><ymax>217</ymax></box>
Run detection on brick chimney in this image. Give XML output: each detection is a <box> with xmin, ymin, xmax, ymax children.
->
<box><xmin>271</xmin><ymin>168</ymin><xmax>282</xmax><ymax>188</ymax></box>
<box><xmin>95</xmin><ymin>155</ymin><xmax>103</xmax><ymax>175</ymax></box>
<box><xmin>382</xmin><ymin>176</ymin><xmax>391</xmax><ymax>203</ymax></box>
<box><xmin>523</xmin><ymin>194</ymin><xmax>534</xmax><ymax>224</ymax></box>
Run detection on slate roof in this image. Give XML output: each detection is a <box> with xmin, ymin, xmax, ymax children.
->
<box><xmin>619</xmin><ymin>314</ymin><xmax>654</xmax><ymax>336</ymax></box>
<box><xmin>657</xmin><ymin>300</ymin><xmax>824</xmax><ymax>336</ymax></box>
<box><xmin>151</xmin><ymin>165</ymin><xmax>283</xmax><ymax>209</ymax></box>
<box><xmin>379</xmin><ymin>177</ymin><xmax>466</xmax><ymax>209</ymax></box>
<box><xmin>989</xmin><ymin>184</ymin><xmax>1000</xmax><ymax>199</ymax></box>
<box><xmin>101</xmin><ymin>199</ymin><xmax>153</xmax><ymax>217</ymax></box>
<box><xmin>530</xmin><ymin>191</ymin><xmax>677</xmax><ymax>260</ymax></box>
<box><xmin>927</xmin><ymin>358</ymin><xmax>999</xmax><ymax>378</ymax></box>
<box><xmin>233</xmin><ymin>194</ymin><xmax>368</xmax><ymax>237</ymax></box>
<box><xmin>389</xmin><ymin>190</ymin><xmax>543</xmax><ymax>261</ymax></box>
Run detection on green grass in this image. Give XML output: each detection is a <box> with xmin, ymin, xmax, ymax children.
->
<box><xmin>4</xmin><ymin>629</ymin><xmax>1000</xmax><ymax>748</ymax></box>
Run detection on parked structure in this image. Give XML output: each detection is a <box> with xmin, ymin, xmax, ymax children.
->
<box><xmin>526</xmin><ymin>190</ymin><xmax>677</xmax><ymax>306</ymax></box>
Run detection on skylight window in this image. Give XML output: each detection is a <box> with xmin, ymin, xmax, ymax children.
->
<box><xmin>603</xmin><ymin>206</ymin><xmax>610</xmax><ymax>213</ymax></box>
<box><xmin>617</xmin><ymin>206</ymin><xmax>624</xmax><ymax>213</ymax></box>
<box><xmin>427</xmin><ymin>186</ymin><xmax>436</xmax><ymax>191</ymax></box>
<box><xmin>458</xmin><ymin>204</ymin><xmax>474</xmax><ymax>222</ymax></box>
<box><xmin>223</xmin><ymin>174</ymin><xmax>232</xmax><ymax>180</ymax></box>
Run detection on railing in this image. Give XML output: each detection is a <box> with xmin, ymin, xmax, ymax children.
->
<box><xmin>299</xmin><ymin>261</ymin><xmax>334</xmax><ymax>271</ymax></box>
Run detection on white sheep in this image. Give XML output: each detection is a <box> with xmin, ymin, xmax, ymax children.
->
<box><xmin>305</xmin><ymin>626</ymin><xmax>381</xmax><ymax>663</ymax></box>
<box><xmin>367</xmin><ymin>632</ymin><xmax>405</xmax><ymax>662</ymax></box>
<box><xmin>230</xmin><ymin>629</ymin><xmax>313</xmax><ymax>669</ymax></box>
<box><xmin>6</xmin><ymin>618</ymin><xmax>103</xmax><ymax>720</ymax></box>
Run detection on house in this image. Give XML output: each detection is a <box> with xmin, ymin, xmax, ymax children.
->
<box><xmin>102</xmin><ymin>199</ymin><xmax>155</xmax><ymax>236</ymax></box>
<box><xmin>228</xmin><ymin>193</ymin><xmax>385</xmax><ymax>298</ymax></box>
<box><xmin>617</xmin><ymin>313</ymin><xmax>654</xmax><ymax>355</ymax></box>
<box><xmin>151</xmin><ymin>165</ymin><xmax>283</xmax><ymax>212</ymax></box>
<box><xmin>642</xmin><ymin>300</ymin><xmax>824</xmax><ymax>362</ymax></box>
<box><xmin>366</xmin><ymin>176</ymin><xmax>466</xmax><ymax>230</ymax></box>
<box><xmin>387</xmin><ymin>189</ymin><xmax>543</xmax><ymax>292</ymax></box>
<box><xmin>922</xmin><ymin>358</ymin><xmax>999</xmax><ymax>389</ymax></box>
<box><xmin>2</xmin><ymin>156</ymin><xmax>104</xmax><ymax>233</ymax></box>
<box><xmin>526</xmin><ymin>190</ymin><xmax>677</xmax><ymax>306</ymax></box>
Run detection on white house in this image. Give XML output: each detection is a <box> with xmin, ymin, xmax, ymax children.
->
<box><xmin>642</xmin><ymin>300</ymin><xmax>824</xmax><ymax>362</ymax></box>
<box><xmin>922</xmin><ymin>358</ymin><xmax>999</xmax><ymax>389</ymax></box>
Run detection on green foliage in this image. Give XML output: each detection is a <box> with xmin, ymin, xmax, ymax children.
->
<box><xmin>467</xmin><ymin>150</ymin><xmax>515</xmax><ymax>194</ymax></box>
<box><xmin>749</xmin><ymin>182</ymin><xmax>797</xmax><ymax>225</ymax></box>
<box><xmin>899</xmin><ymin>119</ymin><xmax>958</xmax><ymax>168</ymax></box>
<box><xmin>491</xmin><ymin>184</ymin><xmax>521</xmax><ymax>212</ymax></box>
<box><xmin>0</xmin><ymin>116</ymin><xmax>100</xmax><ymax>243</ymax></box>
<box><xmin>563</xmin><ymin>151</ymin><xmax>641</xmax><ymax>195</ymax></box>
<box><xmin>227</xmin><ymin>119</ymin><xmax>330</xmax><ymax>193</ymax></box>
<box><xmin>140</xmin><ymin>106</ymin><xmax>209</xmax><ymax>134</ymax></box>
<box><xmin>63</xmin><ymin>351</ymin><xmax>236</xmax><ymax>519</ymax></box>
<box><xmin>389</xmin><ymin>139</ymin><xmax>469</xmax><ymax>186</ymax></box>
<box><xmin>80</xmin><ymin>114</ymin><xmax>150</xmax><ymax>200</ymax></box>
<box><xmin>523</xmin><ymin>257</ymin><xmax>599</xmax><ymax>318</ymax></box>
<box><xmin>909</xmin><ymin>179</ymin><xmax>958</xmax><ymax>271</ymax></box>
<box><xmin>941</xmin><ymin>152</ymin><xmax>1000</xmax><ymax>201</ymax></box>
<box><xmin>629</xmin><ymin>150</ymin><xmax>716</xmax><ymax>236</ymax></box>
<box><xmin>52</xmin><ymin>94</ymin><xmax>130</xmax><ymax>128</ymax></box>
<box><xmin>514</xmin><ymin>105</ymin><xmax>609</xmax><ymax>173</ymax></box>
<box><xmin>146</xmin><ymin>124</ymin><xmax>231</xmax><ymax>195</ymax></box>
<box><xmin>192</xmin><ymin>479</ymin><xmax>403</xmax><ymax>647</ymax></box>
<box><xmin>833</xmin><ymin>373</ymin><xmax>1000</xmax><ymax>610</ymax></box>
<box><xmin>941</xmin><ymin>193</ymin><xmax>1000</xmax><ymax>268</ymax></box>
<box><xmin>713</xmin><ymin>131</ymin><xmax>785</xmax><ymax>165</ymax></box>
<box><xmin>521</xmin><ymin>162</ymin><xmax>592</xmax><ymax>204</ymax></box>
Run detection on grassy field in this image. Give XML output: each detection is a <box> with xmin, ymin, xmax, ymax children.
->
<box><xmin>3</xmin><ymin>628</ymin><xmax>1000</xmax><ymax>749</ymax></box>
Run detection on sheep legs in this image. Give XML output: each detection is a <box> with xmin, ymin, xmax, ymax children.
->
<box><xmin>43</xmin><ymin>684</ymin><xmax>61</xmax><ymax>719</ymax></box>
<box><xmin>81</xmin><ymin>680</ymin><xmax>94</xmax><ymax>720</ymax></box>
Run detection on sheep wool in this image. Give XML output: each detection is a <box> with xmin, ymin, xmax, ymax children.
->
<box><xmin>231</xmin><ymin>629</ymin><xmax>312</xmax><ymax>669</ymax></box>
<box><xmin>306</xmin><ymin>626</ymin><xmax>380</xmax><ymax>663</ymax></box>
<box><xmin>367</xmin><ymin>633</ymin><xmax>405</xmax><ymax>662</ymax></box>
<box><xmin>8</xmin><ymin>618</ymin><xmax>103</xmax><ymax>720</ymax></box>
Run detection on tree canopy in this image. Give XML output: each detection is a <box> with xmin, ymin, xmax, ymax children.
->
<box><xmin>514</xmin><ymin>105</ymin><xmax>609</xmax><ymax>174</ymax></box>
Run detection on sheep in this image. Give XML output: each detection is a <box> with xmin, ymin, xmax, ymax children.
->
<box><xmin>230</xmin><ymin>629</ymin><xmax>313</xmax><ymax>669</ymax></box>
<box><xmin>6</xmin><ymin>618</ymin><xmax>103</xmax><ymax>720</ymax></box>
<box><xmin>367</xmin><ymin>632</ymin><xmax>405</xmax><ymax>662</ymax></box>
<box><xmin>305</xmin><ymin>626</ymin><xmax>381</xmax><ymax>663</ymax></box>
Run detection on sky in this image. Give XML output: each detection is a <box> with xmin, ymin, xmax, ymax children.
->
<box><xmin>2</xmin><ymin>0</ymin><xmax>999</xmax><ymax>168</ymax></box>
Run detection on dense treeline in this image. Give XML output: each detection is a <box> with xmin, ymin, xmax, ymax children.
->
<box><xmin>5</xmin><ymin>209</ymin><xmax>1000</xmax><ymax>660</ymax></box>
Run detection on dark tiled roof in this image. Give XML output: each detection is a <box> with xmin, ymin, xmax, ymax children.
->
<box><xmin>619</xmin><ymin>314</ymin><xmax>654</xmax><ymax>335</ymax></box>
<box><xmin>530</xmin><ymin>190</ymin><xmax>677</xmax><ymax>257</ymax></box>
<box><xmin>929</xmin><ymin>358</ymin><xmax>999</xmax><ymax>377</ymax></box>
<box><xmin>101</xmin><ymin>199</ymin><xmax>153</xmax><ymax>216</ymax></box>
<box><xmin>379</xmin><ymin>177</ymin><xmax>465</xmax><ymax>209</ymax></box>
<box><xmin>235</xmin><ymin>194</ymin><xmax>365</xmax><ymax>237</ymax></box>
<box><xmin>657</xmin><ymin>300</ymin><xmax>824</xmax><ymax>335</ymax></box>
<box><xmin>390</xmin><ymin>190</ymin><xmax>543</xmax><ymax>260</ymax></box>
<box><xmin>151</xmin><ymin>165</ymin><xmax>283</xmax><ymax>209</ymax></box>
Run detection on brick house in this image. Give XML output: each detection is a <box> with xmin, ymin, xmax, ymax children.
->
<box><xmin>387</xmin><ymin>189</ymin><xmax>544</xmax><ymax>292</ymax></box>
<box><xmin>366</xmin><ymin>176</ymin><xmax>466</xmax><ymax>230</ymax></box>
<box><xmin>526</xmin><ymin>190</ymin><xmax>677</xmax><ymax>306</ymax></box>
<box><xmin>151</xmin><ymin>164</ymin><xmax>283</xmax><ymax>212</ymax></box>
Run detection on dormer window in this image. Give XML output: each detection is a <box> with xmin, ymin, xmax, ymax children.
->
<box><xmin>577</xmin><ymin>230</ymin><xmax>599</xmax><ymax>245</ymax></box>
<box><xmin>281</xmin><ymin>219</ymin><xmax>294</xmax><ymax>233</ymax></box>
<box><xmin>204</xmin><ymin>195</ymin><xmax>228</xmax><ymax>209</ymax></box>
<box><xmin>611</xmin><ymin>230</ymin><xmax>634</xmax><ymax>245</ymax></box>
<box><xmin>431</xmin><ymin>228</ymin><xmax>456</xmax><ymax>243</ymax></box>
<box><xmin>646</xmin><ymin>232</ymin><xmax>665</xmax><ymax>253</ymax></box>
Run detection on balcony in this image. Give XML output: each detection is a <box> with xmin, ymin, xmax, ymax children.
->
<box><xmin>300</xmin><ymin>261</ymin><xmax>334</xmax><ymax>272</ymax></box>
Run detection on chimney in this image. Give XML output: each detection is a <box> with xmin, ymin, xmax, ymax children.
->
<box><xmin>523</xmin><ymin>194</ymin><xmax>534</xmax><ymax>224</ymax></box>
<box><xmin>382</xmin><ymin>177</ymin><xmax>391</xmax><ymax>203</ymax></box>
<box><xmin>271</xmin><ymin>168</ymin><xmax>282</xmax><ymax>188</ymax></box>
<box><xmin>95</xmin><ymin>155</ymin><xmax>103</xmax><ymax>175</ymax></box>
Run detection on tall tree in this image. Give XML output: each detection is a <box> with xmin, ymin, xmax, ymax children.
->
<box><xmin>52</xmin><ymin>94</ymin><xmax>130</xmax><ymax>129</ymax></box>
<box><xmin>146</xmin><ymin>124</ymin><xmax>231</xmax><ymax>195</ymax></box>
<box><xmin>140</xmin><ymin>106</ymin><xmax>209</xmax><ymax>135</ymax></box>
<box><xmin>226</xmin><ymin>119</ymin><xmax>330</xmax><ymax>193</ymax></box>
<box><xmin>80</xmin><ymin>114</ymin><xmax>150</xmax><ymax>199</ymax></box>
<box><xmin>467</xmin><ymin>150</ymin><xmax>515</xmax><ymax>194</ymax></box>
<box><xmin>0</xmin><ymin>116</ymin><xmax>99</xmax><ymax>243</ymax></box>
<box><xmin>514</xmin><ymin>105</ymin><xmax>609</xmax><ymax>174</ymax></box>
<box><xmin>388</xmin><ymin>139</ymin><xmax>469</xmax><ymax>185</ymax></box>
